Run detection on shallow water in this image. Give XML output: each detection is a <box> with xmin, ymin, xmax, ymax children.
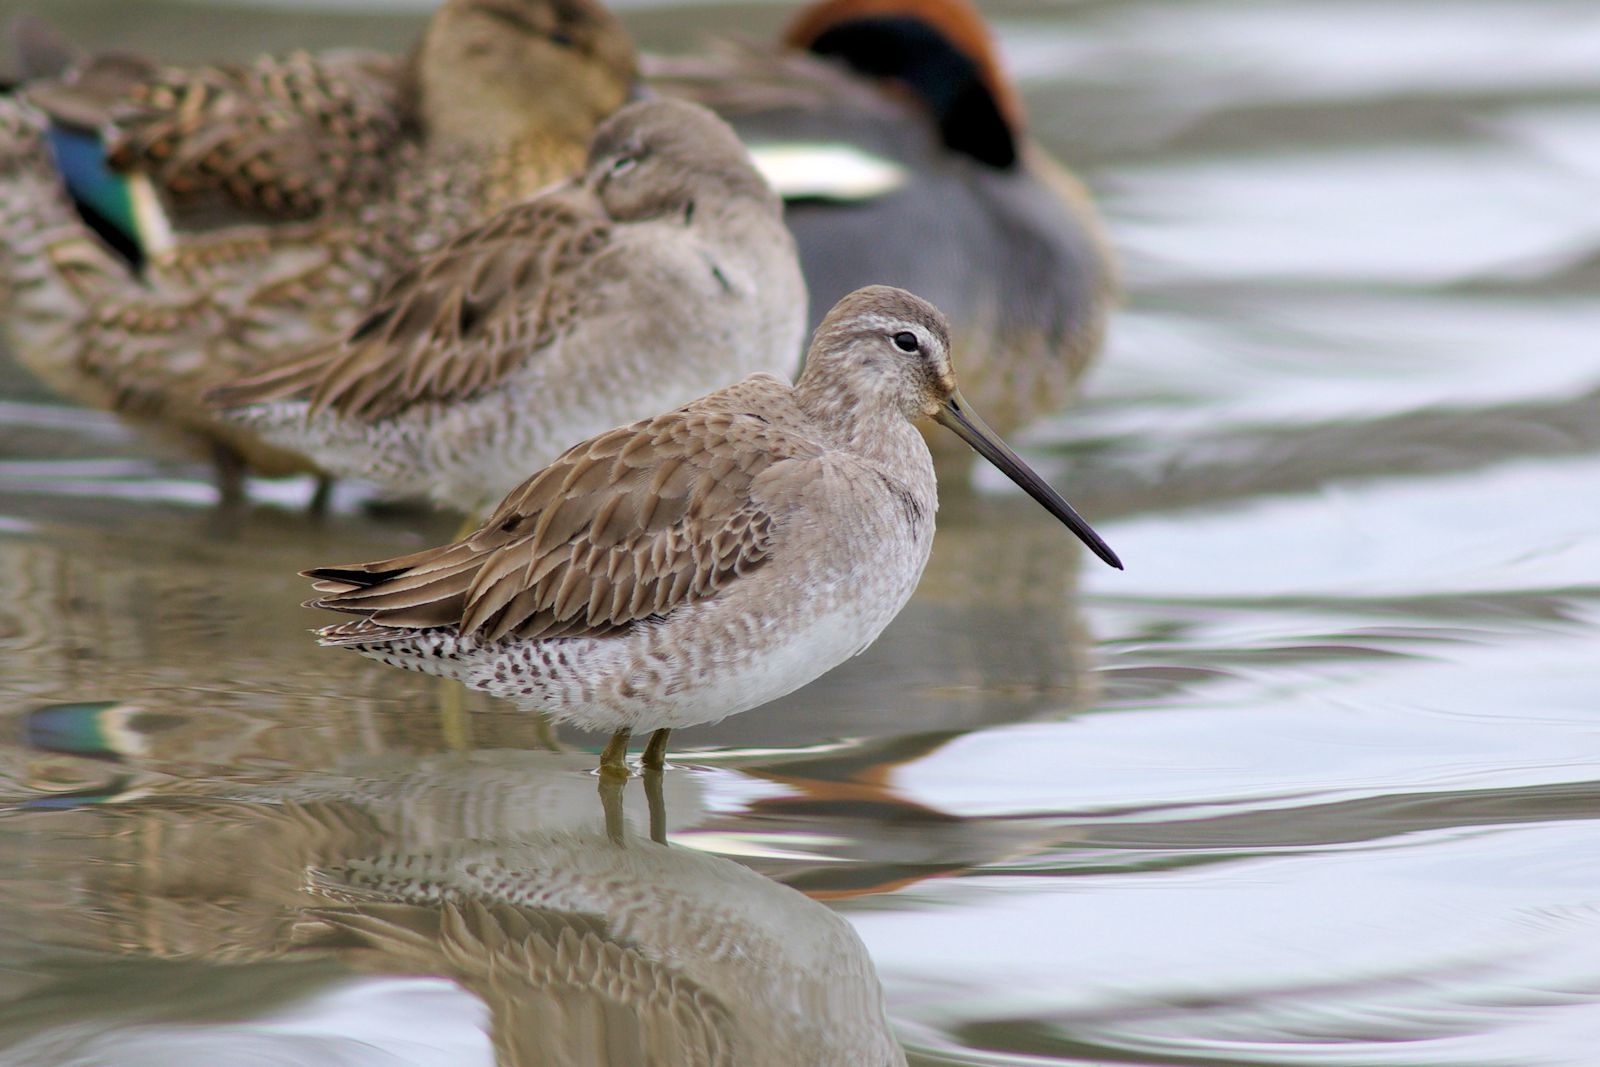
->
<box><xmin>2</xmin><ymin>0</ymin><xmax>1599</xmax><ymax>1064</ymax></box>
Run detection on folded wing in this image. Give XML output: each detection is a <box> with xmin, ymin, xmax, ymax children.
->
<box><xmin>208</xmin><ymin>191</ymin><xmax>613</xmax><ymax>420</ymax></box>
<box><xmin>305</xmin><ymin>398</ymin><xmax>817</xmax><ymax>642</ymax></box>
<box><xmin>27</xmin><ymin>47</ymin><xmax>410</xmax><ymax>228</ymax></box>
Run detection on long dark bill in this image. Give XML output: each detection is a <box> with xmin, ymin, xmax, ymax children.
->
<box><xmin>934</xmin><ymin>391</ymin><xmax>1123</xmax><ymax>570</ymax></box>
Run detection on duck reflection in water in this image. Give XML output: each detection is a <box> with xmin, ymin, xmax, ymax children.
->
<box><xmin>0</xmin><ymin>747</ymin><xmax>906</xmax><ymax>1066</ymax></box>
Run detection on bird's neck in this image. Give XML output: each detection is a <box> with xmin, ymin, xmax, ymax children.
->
<box><xmin>796</xmin><ymin>370</ymin><xmax>936</xmax><ymax>494</ymax></box>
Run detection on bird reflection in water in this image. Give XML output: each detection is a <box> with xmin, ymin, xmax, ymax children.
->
<box><xmin>0</xmin><ymin>745</ymin><xmax>906</xmax><ymax>1066</ymax></box>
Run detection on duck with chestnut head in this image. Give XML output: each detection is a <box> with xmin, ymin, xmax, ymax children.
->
<box><xmin>651</xmin><ymin>0</ymin><xmax>1117</xmax><ymax>465</ymax></box>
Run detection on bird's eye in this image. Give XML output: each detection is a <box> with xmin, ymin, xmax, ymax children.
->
<box><xmin>548</xmin><ymin>30</ymin><xmax>576</xmax><ymax>48</ymax></box>
<box><xmin>610</xmin><ymin>155</ymin><xmax>639</xmax><ymax>177</ymax></box>
<box><xmin>892</xmin><ymin>331</ymin><xmax>920</xmax><ymax>353</ymax></box>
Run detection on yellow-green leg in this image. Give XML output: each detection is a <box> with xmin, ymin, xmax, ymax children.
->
<box><xmin>439</xmin><ymin>679</ymin><xmax>473</xmax><ymax>750</ymax></box>
<box><xmin>643</xmin><ymin>766</ymin><xmax>667</xmax><ymax>845</ymax></box>
<box><xmin>598</xmin><ymin>769</ymin><xmax>627</xmax><ymax>845</ymax></box>
<box><xmin>641</xmin><ymin>728</ymin><xmax>672</xmax><ymax>771</ymax></box>
<box><xmin>600</xmin><ymin>728</ymin><xmax>632</xmax><ymax>779</ymax></box>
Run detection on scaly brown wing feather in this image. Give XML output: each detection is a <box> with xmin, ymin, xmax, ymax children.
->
<box><xmin>305</xmin><ymin>391</ymin><xmax>817</xmax><ymax>642</ymax></box>
<box><xmin>298</xmin><ymin>899</ymin><xmax>737</xmax><ymax>1063</ymax></box>
<box><xmin>207</xmin><ymin>190</ymin><xmax>612</xmax><ymax>420</ymax></box>
<box><xmin>28</xmin><ymin>48</ymin><xmax>411</xmax><ymax>223</ymax></box>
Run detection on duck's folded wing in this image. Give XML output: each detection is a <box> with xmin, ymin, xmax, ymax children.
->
<box><xmin>27</xmin><ymin>48</ymin><xmax>409</xmax><ymax>226</ymax></box>
<box><xmin>305</xmin><ymin>395</ymin><xmax>818</xmax><ymax>642</ymax></box>
<box><xmin>207</xmin><ymin>190</ymin><xmax>613</xmax><ymax>420</ymax></box>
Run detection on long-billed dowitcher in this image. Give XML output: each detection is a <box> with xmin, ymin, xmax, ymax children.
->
<box><xmin>209</xmin><ymin>98</ymin><xmax>807</xmax><ymax>516</ymax></box>
<box><xmin>650</xmin><ymin>0</ymin><xmax>1115</xmax><ymax>458</ymax></box>
<box><xmin>298</xmin><ymin>286</ymin><xmax>1121</xmax><ymax>774</ymax></box>
<box><xmin>0</xmin><ymin>0</ymin><xmax>636</xmax><ymax>506</ymax></box>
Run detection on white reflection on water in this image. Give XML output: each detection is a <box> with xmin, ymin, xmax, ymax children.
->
<box><xmin>1493</xmin><ymin>104</ymin><xmax>1600</xmax><ymax>179</ymax></box>
<box><xmin>865</xmin><ymin>823</ymin><xmax>1600</xmax><ymax>1066</ymax></box>
<box><xmin>1084</xmin><ymin>455</ymin><xmax>1600</xmax><ymax>598</ymax></box>
<box><xmin>1109</xmin><ymin>145</ymin><xmax>1600</xmax><ymax>288</ymax></box>
<box><xmin>893</xmin><ymin>620</ymin><xmax>1600</xmax><ymax>816</ymax></box>
<box><xmin>1053</xmin><ymin>294</ymin><xmax>1600</xmax><ymax>442</ymax></box>
<box><xmin>2</xmin><ymin>979</ymin><xmax>491</xmax><ymax>1067</ymax></box>
<box><xmin>1005</xmin><ymin>1</ymin><xmax>1600</xmax><ymax>102</ymax></box>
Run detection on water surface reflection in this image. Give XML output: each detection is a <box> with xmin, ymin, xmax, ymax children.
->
<box><xmin>0</xmin><ymin>747</ymin><xmax>903</xmax><ymax>1065</ymax></box>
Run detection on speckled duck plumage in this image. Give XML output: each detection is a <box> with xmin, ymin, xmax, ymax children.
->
<box><xmin>0</xmin><ymin>0</ymin><xmax>637</xmax><ymax>495</ymax></box>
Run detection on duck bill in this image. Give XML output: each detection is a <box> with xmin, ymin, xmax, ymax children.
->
<box><xmin>934</xmin><ymin>391</ymin><xmax>1124</xmax><ymax>570</ymax></box>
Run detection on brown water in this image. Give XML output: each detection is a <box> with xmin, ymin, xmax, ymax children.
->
<box><xmin>3</xmin><ymin>1</ymin><xmax>1600</xmax><ymax>1064</ymax></box>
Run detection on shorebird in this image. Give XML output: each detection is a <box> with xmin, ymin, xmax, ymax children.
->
<box><xmin>650</xmin><ymin>0</ymin><xmax>1116</xmax><ymax>460</ymax></box>
<box><xmin>0</xmin><ymin>0</ymin><xmax>636</xmax><ymax>506</ymax></box>
<box><xmin>209</xmin><ymin>97</ymin><xmax>807</xmax><ymax>517</ymax></box>
<box><xmin>298</xmin><ymin>286</ymin><xmax>1121</xmax><ymax>775</ymax></box>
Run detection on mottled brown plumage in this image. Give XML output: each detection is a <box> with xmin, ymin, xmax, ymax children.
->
<box><xmin>307</xmin><ymin>398</ymin><xmax>809</xmax><ymax>643</ymax></box>
<box><xmin>211</xmin><ymin>98</ymin><xmax>808</xmax><ymax>515</ymax></box>
<box><xmin>299</xmin><ymin>287</ymin><xmax>1120</xmax><ymax>772</ymax></box>
<box><xmin>29</xmin><ymin>49</ymin><xmax>409</xmax><ymax>225</ymax></box>
<box><xmin>0</xmin><ymin>0</ymin><xmax>637</xmax><ymax>504</ymax></box>
<box><xmin>213</xmin><ymin>191</ymin><xmax>614</xmax><ymax>421</ymax></box>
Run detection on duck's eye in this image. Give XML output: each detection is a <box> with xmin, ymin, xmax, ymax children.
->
<box><xmin>548</xmin><ymin>30</ymin><xmax>576</xmax><ymax>48</ymax></box>
<box><xmin>610</xmin><ymin>155</ymin><xmax>639</xmax><ymax>177</ymax></box>
<box><xmin>892</xmin><ymin>331</ymin><xmax>920</xmax><ymax>354</ymax></box>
